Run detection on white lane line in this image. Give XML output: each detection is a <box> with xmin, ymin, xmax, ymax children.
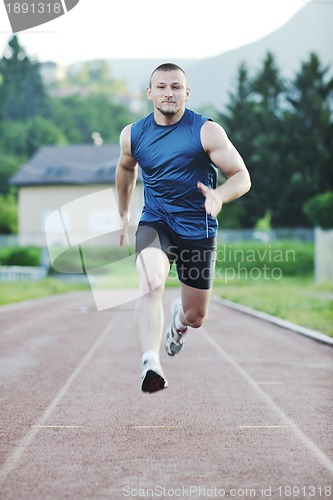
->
<box><xmin>255</xmin><ymin>382</ymin><xmax>285</xmax><ymax>385</ymax></box>
<box><xmin>200</xmin><ymin>327</ymin><xmax>333</xmax><ymax>476</ymax></box>
<box><xmin>0</xmin><ymin>315</ymin><xmax>118</xmax><ymax>487</ymax></box>
<box><xmin>237</xmin><ymin>425</ymin><xmax>290</xmax><ymax>429</ymax></box>
<box><xmin>132</xmin><ymin>425</ymin><xmax>182</xmax><ymax>429</ymax></box>
<box><xmin>32</xmin><ymin>425</ymin><xmax>83</xmax><ymax>428</ymax></box>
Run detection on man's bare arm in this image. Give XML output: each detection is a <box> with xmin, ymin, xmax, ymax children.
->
<box><xmin>116</xmin><ymin>124</ymin><xmax>138</xmax><ymax>245</ymax></box>
<box><xmin>199</xmin><ymin>121</ymin><xmax>251</xmax><ymax>217</ymax></box>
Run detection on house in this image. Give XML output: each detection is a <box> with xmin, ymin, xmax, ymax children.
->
<box><xmin>10</xmin><ymin>144</ymin><xmax>144</xmax><ymax>247</ymax></box>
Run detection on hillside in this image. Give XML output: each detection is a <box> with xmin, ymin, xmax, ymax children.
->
<box><xmin>186</xmin><ymin>0</ymin><xmax>333</xmax><ymax>111</ymax></box>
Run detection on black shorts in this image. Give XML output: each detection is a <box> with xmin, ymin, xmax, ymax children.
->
<box><xmin>135</xmin><ymin>222</ymin><xmax>217</xmax><ymax>290</ymax></box>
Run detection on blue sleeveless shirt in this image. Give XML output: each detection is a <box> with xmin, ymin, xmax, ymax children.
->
<box><xmin>131</xmin><ymin>108</ymin><xmax>218</xmax><ymax>239</ymax></box>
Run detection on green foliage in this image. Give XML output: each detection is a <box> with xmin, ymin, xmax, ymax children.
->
<box><xmin>0</xmin><ymin>154</ymin><xmax>24</xmax><ymax>195</ymax></box>
<box><xmin>255</xmin><ymin>211</ymin><xmax>271</xmax><ymax>230</ymax></box>
<box><xmin>214</xmin><ymin>241</ymin><xmax>313</xmax><ymax>278</ymax></box>
<box><xmin>0</xmin><ymin>117</ymin><xmax>67</xmax><ymax>194</ymax></box>
<box><xmin>218</xmin><ymin>202</ymin><xmax>247</xmax><ymax>229</ymax></box>
<box><xmin>0</xmin><ymin>35</ymin><xmax>139</xmax><ymax>193</ymax></box>
<box><xmin>0</xmin><ymin>35</ymin><xmax>51</xmax><ymax>120</ymax></box>
<box><xmin>0</xmin><ymin>246</ymin><xmax>41</xmax><ymax>266</ymax></box>
<box><xmin>50</xmin><ymin>93</ymin><xmax>135</xmax><ymax>144</ymax></box>
<box><xmin>0</xmin><ymin>117</ymin><xmax>67</xmax><ymax>157</ymax></box>
<box><xmin>23</xmin><ymin>116</ymin><xmax>67</xmax><ymax>156</ymax></box>
<box><xmin>220</xmin><ymin>52</ymin><xmax>333</xmax><ymax>228</ymax></box>
<box><xmin>279</xmin><ymin>53</ymin><xmax>333</xmax><ymax>226</ymax></box>
<box><xmin>0</xmin><ymin>36</ymin><xmax>66</xmax><ymax>192</ymax></box>
<box><xmin>46</xmin><ymin>59</ymin><xmax>142</xmax><ymax>144</ymax></box>
<box><xmin>0</xmin><ymin>191</ymin><xmax>18</xmax><ymax>233</ymax></box>
<box><xmin>303</xmin><ymin>191</ymin><xmax>333</xmax><ymax>228</ymax></box>
<box><xmin>55</xmin><ymin>60</ymin><xmax>129</xmax><ymax>96</ymax></box>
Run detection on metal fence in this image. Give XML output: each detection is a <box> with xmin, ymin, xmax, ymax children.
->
<box><xmin>218</xmin><ymin>228</ymin><xmax>314</xmax><ymax>242</ymax></box>
<box><xmin>0</xmin><ymin>228</ymin><xmax>314</xmax><ymax>248</ymax></box>
<box><xmin>0</xmin><ymin>266</ymin><xmax>47</xmax><ymax>282</ymax></box>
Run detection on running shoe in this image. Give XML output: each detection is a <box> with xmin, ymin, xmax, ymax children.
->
<box><xmin>164</xmin><ymin>298</ymin><xmax>188</xmax><ymax>356</ymax></box>
<box><xmin>141</xmin><ymin>358</ymin><xmax>168</xmax><ymax>393</ymax></box>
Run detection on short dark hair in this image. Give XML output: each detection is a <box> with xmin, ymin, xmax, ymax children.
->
<box><xmin>149</xmin><ymin>63</ymin><xmax>187</xmax><ymax>87</ymax></box>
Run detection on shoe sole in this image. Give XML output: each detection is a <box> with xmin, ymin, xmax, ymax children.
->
<box><xmin>167</xmin><ymin>341</ymin><xmax>182</xmax><ymax>356</ymax></box>
<box><xmin>141</xmin><ymin>369</ymin><xmax>168</xmax><ymax>393</ymax></box>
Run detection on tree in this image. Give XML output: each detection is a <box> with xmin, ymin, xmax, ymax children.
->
<box><xmin>251</xmin><ymin>52</ymin><xmax>285</xmax><ymax>114</ymax></box>
<box><xmin>280</xmin><ymin>53</ymin><xmax>333</xmax><ymax>226</ymax></box>
<box><xmin>220</xmin><ymin>53</ymin><xmax>286</xmax><ymax>228</ymax></box>
<box><xmin>50</xmin><ymin>93</ymin><xmax>137</xmax><ymax>144</ymax></box>
<box><xmin>248</xmin><ymin>52</ymin><xmax>287</xmax><ymax>228</ymax></box>
<box><xmin>220</xmin><ymin>51</ymin><xmax>333</xmax><ymax>228</ymax></box>
<box><xmin>63</xmin><ymin>60</ymin><xmax>128</xmax><ymax>96</ymax></box>
<box><xmin>0</xmin><ymin>190</ymin><xmax>18</xmax><ymax>233</ymax></box>
<box><xmin>219</xmin><ymin>63</ymin><xmax>257</xmax><ymax>227</ymax></box>
<box><xmin>303</xmin><ymin>191</ymin><xmax>333</xmax><ymax>229</ymax></box>
<box><xmin>0</xmin><ymin>117</ymin><xmax>66</xmax><ymax>156</ymax></box>
<box><xmin>0</xmin><ymin>117</ymin><xmax>66</xmax><ymax>193</ymax></box>
<box><xmin>0</xmin><ymin>154</ymin><xmax>24</xmax><ymax>195</ymax></box>
<box><xmin>0</xmin><ymin>35</ymin><xmax>51</xmax><ymax>120</ymax></box>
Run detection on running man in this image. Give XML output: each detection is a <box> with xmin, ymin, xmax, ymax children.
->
<box><xmin>116</xmin><ymin>63</ymin><xmax>251</xmax><ymax>393</ymax></box>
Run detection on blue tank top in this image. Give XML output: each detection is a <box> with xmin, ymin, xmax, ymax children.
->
<box><xmin>131</xmin><ymin>108</ymin><xmax>218</xmax><ymax>239</ymax></box>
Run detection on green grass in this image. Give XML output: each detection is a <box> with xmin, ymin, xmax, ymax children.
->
<box><xmin>1</xmin><ymin>241</ymin><xmax>332</xmax><ymax>338</ymax></box>
<box><xmin>213</xmin><ymin>278</ymin><xmax>333</xmax><ymax>337</ymax></box>
<box><xmin>210</xmin><ymin>241</ymin><xmax>332</xmax><ymax>337</ymax></box>
<box><xmin>0</xmin><ymin>278</ymin><xmax>89</xmax><ymax>306</ymax></box>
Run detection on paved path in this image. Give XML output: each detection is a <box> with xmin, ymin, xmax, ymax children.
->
<box><xmin>0</xmin><ymin>289</ymin><xmax>332</xmax><ymax>500</ymax></box>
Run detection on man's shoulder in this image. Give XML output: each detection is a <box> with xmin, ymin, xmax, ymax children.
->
<box><xmin>185</xmin><ymin>108</ymin><xmax>211</xmax><ymax>124</ymax></box>
<box><xmin>132</xmin><ymin>112</ymin><xmax>154</xmax><ymax>130</ymax></box>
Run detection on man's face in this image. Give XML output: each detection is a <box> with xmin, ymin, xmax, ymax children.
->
<box><xmin>147</xmin><ymin>69</ymin><xmax>190</xmax><ymax>117</ymax></box>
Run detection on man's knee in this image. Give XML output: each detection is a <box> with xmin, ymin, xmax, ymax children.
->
<box><xmin>136</xmin><ymin>248</ymin><xmax>169</xmax><ymax>294</ymax></box>
<box><xmin>183</xmin><ymin>306</ymin><xmax>208</xmax><ymax>329</ymax></box>
<box><xmin>138</xmin><ymin>269</ymin><xmax>166</xmax><ymax>295</ymax></box>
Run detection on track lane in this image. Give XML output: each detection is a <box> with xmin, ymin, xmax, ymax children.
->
<box><xmin>0</xmin><ymin>289</ymin><xmax>332</xmax><ymax>499</ymax></box>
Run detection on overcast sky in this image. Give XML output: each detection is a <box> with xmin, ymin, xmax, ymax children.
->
<box><xmin>0</xmin><ymin>0</ymin><xmax>316</xmax><ymax>64</ymax></box>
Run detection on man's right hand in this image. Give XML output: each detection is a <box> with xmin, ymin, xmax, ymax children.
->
<box><xmin>119</xmin><ymin>212</ymin><xmax>131</xmax><ymax>246</ymax></box>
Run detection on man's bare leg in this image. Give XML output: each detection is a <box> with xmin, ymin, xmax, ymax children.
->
<box><xmin>180</xmin><ymin>282</ymin><xmax>212</xmax><ymax>329</ymax></box>
<box><xmin>136</xmin><ymin>247</ymin><xmax>170</xmax><ymax>353</ymax></box>
<box><xmin>164</xmin><ymin>282</ymin><xmax>213</xmax><ymax>356</ymax></box>
<box><xmin>136</xmin><ymin>247</ymin><xmax>170</xmax><ymax>392</ymax></box>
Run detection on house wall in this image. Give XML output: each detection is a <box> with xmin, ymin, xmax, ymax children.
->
<box><xmin>19</xmin><ymin>184</ymin><xmax>144</xmax><ymax>246</ymax></box>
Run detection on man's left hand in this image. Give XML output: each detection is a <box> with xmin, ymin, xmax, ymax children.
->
<box><xmin>197</xmin><ymin>181</ymin><xmax>223</xmax><ymax>218</ymax></box>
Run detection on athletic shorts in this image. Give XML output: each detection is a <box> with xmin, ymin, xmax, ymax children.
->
<box><xmin>135</xmin><ymin>221</ymin><xmax>217</xmax><ymax>290</ymax></box>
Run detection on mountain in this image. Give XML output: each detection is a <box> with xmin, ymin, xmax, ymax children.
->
<box><xmin>186</xmin><ymin>0</ymin><xmax>333</xmax><ymax>111</ymax></box>
<box><xmin>67</xmin><ymin>1</ymin><xmax>333</xmax><ymax>113</ymax></box>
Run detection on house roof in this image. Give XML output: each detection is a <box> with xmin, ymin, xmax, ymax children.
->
<box><xmin>10</xmin><ymin>144</ymin><xmax>142</xmax><ymax>186</ymax></box>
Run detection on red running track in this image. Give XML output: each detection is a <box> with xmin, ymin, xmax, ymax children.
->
<box><xmin>0</xmin><ymin>289</ymin><xmax>332</xmax><ymax>499</ymax></box>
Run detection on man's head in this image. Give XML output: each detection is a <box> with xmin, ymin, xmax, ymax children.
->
<box><xmin>147</xmin><ymin>63</ymin><xmax>190</xmax><ymax>120</ymax></box>
<box><xmin>148</xmin><ymin>63</ymin><xmax>188</xmax><ymax>88</ymax></box>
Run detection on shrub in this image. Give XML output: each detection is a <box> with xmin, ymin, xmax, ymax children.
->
<box><xmin>303</xmin><ymin>192</ymin><xmax>333</xmax><ymax>229</ymax></box>
<box><xmin>1</xmin><ymin>247</ymin><xmax>41</xmax><ymax>266</ymax></box>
